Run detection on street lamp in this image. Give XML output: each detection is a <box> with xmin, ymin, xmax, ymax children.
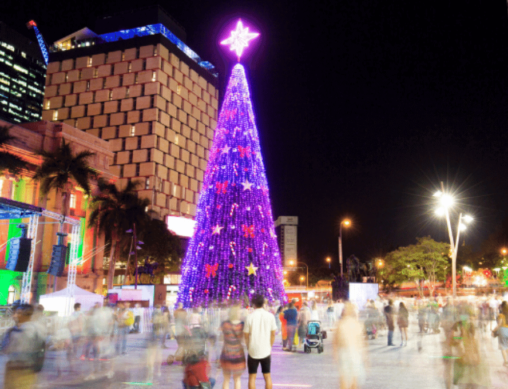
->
<box><xmin>433</xmin><ymin>183</ymin><xmax>474</xmax><ymax>299</ymax></box>
<box><xmin>300</xmin><ymin>275</ymin><xmax>305</xmax><ymax>286</ymax></box>
<box><xmin>338</xmin><ymin>219</ymin><xmax>351</xmax><ymax>278</ymax></box>
<box><xmin>326</xmin><ymin>257</ymin><xmax>331</xmax><ymax>269</ymax></box>
<box><xmin>288</xmin><ymin>260</ymin><xmax>308</xmax><ymax>289</ymax></box>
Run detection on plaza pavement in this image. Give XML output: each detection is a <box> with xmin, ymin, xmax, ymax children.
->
<box><xmin>1</xmin><ymin>320</ymin><xmax>507</xmax><ymax>388</ymax></box>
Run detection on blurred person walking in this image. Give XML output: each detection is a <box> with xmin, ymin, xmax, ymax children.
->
<box><xmin>453</xmin><ymin>308</ymin><xmax>490</xmax><ymax>389</ymax></box>
<box><xmin>174</xmin><ymin>303</ymin><xmax>188</xmax><ymax>360</ymax></box>
<box><xmin>326</xmin><ymin>301</ymin><xmax>335</xmax><ymax>329</ymax></box>
<box><xmin>493</xmin><ymin>300</ymin><xmax>508</xmax><ymax>366</ymax></box>
<box><xmin>1</xmin><ymin>304</ymin><xmax>46</xmax><ymax>389</ymax></box>
<box><xmin>244</xmin><ymin>294</ymin><xmax>277</xmax><ymax>389</ymax></box>
<box><xmin>132</xmin><ymin>303</ymin><xmax>142</xmax><ymax>333</ymax></box>
<box><xmin>116</xmin><ymin>302</ymin><xmax>133</xmax><ymax>355</ymax></box>
<box><xmin>397</xmin><ymin>302</ymin><xmax>409</xmax><ymax>346</ymax></box>
<box><xmin>220</xmin><ymin>306</ymin><xmax>246</xmax><ymax>389</ymax></box>
<box><xmin>333</xmin><ymin>302</ymin><xmax>367</xmax><ymax>389</ymax></box>
<box><xmin>279</xmin><ymin>305</ymin><xmax>288</xmax><ymax>349</ymax></box>
<box><xmin>283</xmin><ymin>302</ymin><xmax>298</xmax><ymax>352</ymax></box>
<box><xmin>334</xmin><ymin>299</ymin><xmax>344</xmax><ymax>321</ymax></box>
<box><xmin>145</xmin><ymin>306</ymin><xmax>164</xmax><ymax>382</ymax></box>
<box><xmin>298</xmin><ymin>304</ymin><xmax>311</xmax><ymax>350</ymax></box>
<box><xmin>68</xmin><ymin>303</ymin><xmax>83</xmax><ymax>358</ymax></box>
<box><xmin>441</xmin><ymin>298</ymin><xmax>457</xmax><ymax>389</ymax></box>
<box><xmin>384</xmin><ymin>300</ymin><xmax>395</xmax><ymax>346</ymax></box>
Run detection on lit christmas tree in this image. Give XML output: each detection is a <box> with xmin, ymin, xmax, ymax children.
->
<box><xmin>178</xmin><ymin>21</ymin><xmax>286</xmax><ymax>307</ymax></box>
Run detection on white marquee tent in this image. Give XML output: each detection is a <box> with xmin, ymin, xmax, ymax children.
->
<box><xmin>39</xmin><ymin>286</ymin><xmax>104</xmax><ymax>316</ymax></box>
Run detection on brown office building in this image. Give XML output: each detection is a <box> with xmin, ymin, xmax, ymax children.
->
<box><xmin>41</xmin><ymin>6</ymin><xmax>219</xmax><ymax>220</ymax></box>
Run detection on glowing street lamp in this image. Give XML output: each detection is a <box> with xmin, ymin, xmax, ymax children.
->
<box><xmin>289</xmin><ymin>260</ymin><xmax>308</xmax><ymax>289</ymax></box>
<box><xmin>326</xmin><ymin>257</ymin><xmax>331</xmax><ymax>269</ymax></box>
<box><xmin>433</xmin><ymin>182</ymin><xmax>474</xmax><ymax>298</ymax></box>
<box><xmin>338</xmin><ymin>219</ymin><xmax>351</xmax><ymax>278</ymax></box>
<box><xmin>299</xmin><ymin>275</ymin><xmax>305</xmax><ymax>286</ymax></box>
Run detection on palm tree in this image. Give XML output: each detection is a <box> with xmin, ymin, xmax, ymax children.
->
<box><xmin>0</xmin><ymin>126</ymin><xmax>28</xmax><ymax>176</ymax></box>
<box><xmin>88</xmin><ymin>179</ymin><xmax>150</xmax><ymax>290</ymax></box>
<box><xmin>33</xmin><ymin>139</ymin><xmax>97</xmax><ymax>228</ymax></box>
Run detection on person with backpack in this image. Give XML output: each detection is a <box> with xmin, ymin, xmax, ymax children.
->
<box><xmin>1</xmin><ymin>304</ymin><xmax>46</xmax><ymax>389</ymax></box>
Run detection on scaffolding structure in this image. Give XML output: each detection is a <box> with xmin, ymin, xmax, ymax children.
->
<box><xmin>0</xmin><ymin>198</ymin><xmax>82</xmax><ymax>313</ymax></box>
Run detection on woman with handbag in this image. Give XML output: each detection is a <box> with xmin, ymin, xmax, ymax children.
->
<box><xmin>220</xmin><ymin>306</ymin><xmax>245</xmax><ymax>389</ymax></box>
<box><xmin>494</xmin><ymin>301</ymin><xmax>508</xmax><ymax>366</ymax></box>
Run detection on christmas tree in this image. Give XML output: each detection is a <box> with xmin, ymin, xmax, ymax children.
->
<box><xmin>177</xmin><ymin>22</ymin><xmax>286</xmax><ymax>307</ymax></box>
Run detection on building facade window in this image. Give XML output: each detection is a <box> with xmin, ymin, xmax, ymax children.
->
<box><xmin>69</xmin><ymin>193</ymin><xmax>77</xmax><ymax>209</ymax></box>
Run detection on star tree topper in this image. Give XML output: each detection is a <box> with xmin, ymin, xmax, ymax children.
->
<box><xmin>221</xmin><ymin>20</ymin><xmax>259</xmax><ymax>61</ymax></box>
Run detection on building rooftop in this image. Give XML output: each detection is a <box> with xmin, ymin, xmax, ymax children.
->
<box><xmin>48</xmin><ymin>6</ymin><xmax>217</xmax><ymax>78</ymax></box>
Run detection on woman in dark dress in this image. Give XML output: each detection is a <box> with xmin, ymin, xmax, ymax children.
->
<box><xmin>220</xmin><ymin>306</ymin><xmax>245</xmax><ymax>389</ymax></box>
<box><xmin>398</xmin><ymin>302</ymin><xmax>409</xmax><ymax>346</ymax></box>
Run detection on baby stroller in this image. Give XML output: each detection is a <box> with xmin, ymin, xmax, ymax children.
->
<box><xmin>303</xmin><ymin>321</ymin><xmax>324</xmax><ymax>354</ymax></box>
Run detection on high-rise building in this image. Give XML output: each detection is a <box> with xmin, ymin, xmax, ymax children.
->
<box><xmin>0</xmin><ymin>22</ymin><xmax>46</xmax><ymax>123</ymax></box>
<box><xmin>275</xmin><ymin>216</ymin><xmax>298</xmax><ymax>267</ymax></box>
<box><xmin>41</xmin><ymin>6</ymin><xmax>219</xmax><ymax>220</ymax></box>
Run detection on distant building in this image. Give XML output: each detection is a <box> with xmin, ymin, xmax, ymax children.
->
<box><xmin>0</xmin><ymin>22</ymin><xmax>46</xmax><ymax>123</ymax></box>
<box><xmin>275</xmin><ymin>216</ymin><xmax>298</xmax><ymax>267</ymax></box>
<box><xmin>41</xmin><ymin>5</ymin><xmax>219</xmax><ymax>223</ymax></box>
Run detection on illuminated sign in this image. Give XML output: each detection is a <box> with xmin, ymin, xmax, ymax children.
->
<box><xmin>166</xmin><ymin>216</ymin><xmax>196</xmax><ymax>238</ymax></box>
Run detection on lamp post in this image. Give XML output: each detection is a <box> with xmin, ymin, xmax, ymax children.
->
<box><xmin>126</xmin><ymin>224</ymin><xmax>143</xmax><ymax>289</ymax></box>
<box><xmin>338</xmin><ymin>219</ymin><xmax>351</xmax><ymax>278</ymax></box>
<box><xmin>433</xmin><ymin>183</ymin><xmax>473</xmax><ymax>299</ymax></box>
<box><xmin>326</xmin><ymin>257</ymin><xmax>331</xmax><ymax>269</ymax></box>
<box><xmin>300</xmin><ymin>276</ymin><xmax>305</xmax><ymax>286</ymax></box>
<box><xmin>289</xmin><ymin>260</ymin><xmax>308</xmax><ymax>289</ymax></box>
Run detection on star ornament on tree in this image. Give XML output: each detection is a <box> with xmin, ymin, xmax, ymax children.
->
<box><xmin>246</xmin><ymin>262</ymin><xmax>258</xmax><ymax>276</ymax></box>
<box><xmin>221</xmin><ymin>20</ymin><xmax>259</xmax><ymax>61</ymax></box>
<box><xmin>241</xmin><ymin>180</ymin><xmax>254</xmax><ymax>191</ymax></box>
<box><xmin>212</xmin><ymin>225</ymin><xmax>224</xmax><ymax>235</ymax></box>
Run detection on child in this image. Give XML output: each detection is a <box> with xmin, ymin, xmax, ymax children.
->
<box><xmin>183</xmin><ymin>353</ymin><xmax>215</xmax><ymax>389</ymax></box>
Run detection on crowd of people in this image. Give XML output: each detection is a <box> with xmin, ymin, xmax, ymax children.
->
<box><xmin>0</xmin><ymin>293</ymin><xmax>507</xmax><ymax>388</ymax></box>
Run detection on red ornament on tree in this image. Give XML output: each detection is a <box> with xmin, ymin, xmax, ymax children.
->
<box><xmin>242</xmin><ymin>224</ymin><xmax>255</xmax><ymax>238</ymax></box>
<box><xmin>228</xmin><ymin>263</ymin><xmax>234</xmax><ymax>269</ymax></box>
<box><xmin>205</xmin><ymin>263</ymin><xmax>219</xmax><ymax>278</ymax></box>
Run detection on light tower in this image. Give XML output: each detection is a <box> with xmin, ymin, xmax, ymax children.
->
<box><xmin>26</xmin><ymin>20</ymin><xmax>49</xmax><ymax>66</ymax></box>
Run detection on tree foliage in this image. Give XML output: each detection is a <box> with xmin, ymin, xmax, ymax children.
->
<box><xmin>382</xmin><ymin>237</ymin><xmax>450</xmax><ymax>297</ymax></box>
<box><xmin>88</xmin><ymin>179</ymin><xmax>150</xmax><ymax>290</ymax></box>
<box><xmin>0</xmin><ymin>126</ymin><xmax>28</xmax><ymax>176</ymax></box>
<box><xmin>33</xmin><ymin>139</ymin><xmax>97</xmax><ymax>220</ymax></box>
<box><xmin>136</xmin><ymin>218</ymin><xmax>182</xmax><ymax>271</ymax></box>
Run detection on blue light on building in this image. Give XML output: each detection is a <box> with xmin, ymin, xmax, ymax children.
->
<box><xmin>99</xmin><ymin>24</ymin><xmax>216</xmax><ymax>77</ymax></box>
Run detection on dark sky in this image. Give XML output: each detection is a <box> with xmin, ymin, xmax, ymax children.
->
<box><xmin>4</xmin><ymin>0</ymin><xmax>508</xmax><ymax>271</ymax></box>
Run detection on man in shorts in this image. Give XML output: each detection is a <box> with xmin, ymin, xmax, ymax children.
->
<box><xmin>244</xmin><ymin>294</ymin><xmax>277</xmax><ymax>389</ymax></box>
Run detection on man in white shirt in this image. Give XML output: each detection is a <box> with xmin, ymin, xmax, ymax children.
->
<box><xmin>244</xmin><ymin>294</ymin><xmax>277</xmax><ymax>389</ymax></box>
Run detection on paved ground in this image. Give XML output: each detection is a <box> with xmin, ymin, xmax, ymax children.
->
<box><xmin>1</xmin><ymin>319</ymin><xmax>508</xmax><ymax>388</ymax></box>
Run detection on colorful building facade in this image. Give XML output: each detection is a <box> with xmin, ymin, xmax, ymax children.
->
<box><xmin>0</xmin><ymin>119</ymin><xmax>117</xmax><ymax>301</ymax></box>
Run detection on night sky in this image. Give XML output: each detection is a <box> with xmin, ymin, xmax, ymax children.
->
<box><xmin>4</xmin><ymin>0</ymin><xmax>508</xmax><ymax>271</ymax></box>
